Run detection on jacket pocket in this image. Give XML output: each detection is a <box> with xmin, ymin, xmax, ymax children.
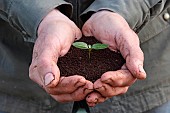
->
<box><xmin>138</xmin><ymin>7</ymin><xmax>170</xmax><ymax>44</ymax></box>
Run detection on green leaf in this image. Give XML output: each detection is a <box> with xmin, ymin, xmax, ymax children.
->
<box><xmin>72</xmin><ymin>42</ymin><xmax>89</xmax><ymax>49</ymax></box>
<box><xmin>92</xmin><ymin>43</ymin><xmax>108</xmax><ymax>50</ymax></box>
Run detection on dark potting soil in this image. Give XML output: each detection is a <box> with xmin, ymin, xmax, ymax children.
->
<box><xmin>57</xmin><ymin>37</ymin><xmax>125</xmax><ymax>82</ymax></box>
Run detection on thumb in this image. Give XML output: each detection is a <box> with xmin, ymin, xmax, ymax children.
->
<box><xmin>125</xmin><ymin>48</ymin><xmax>146</xmax><ymax>80</ymax></box>
<box><xmin>123</xmin><ymin>40</ymin><xmax>146</xmax><ymax>79</ymax></box>
<box><xmin>37</xmin><ymin>53</ymin><xmax>60</xmax><ymax>87</ymax></box>
<box><xmin>118</xmin><ymin>30</ymin><xmax>146</xmax><ymax>79</ymax></box>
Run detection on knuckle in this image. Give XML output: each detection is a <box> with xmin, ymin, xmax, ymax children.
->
<box><xmin>116</xmin><ymin>71</ymin><xmax>124</xmax><ymax>79</ymax></box>
<box><xmin>37</xmin><ymin>57</ymin><xmax>50</xmax><ymax>69</ymax></box>
<box><xmin>116</xmin><ymin>80</ymin><xmax>124</xmax><ymax>86</ymax></box>
<box><xmin>103</xmin><ymin>88</ymin><xmax>116</xmax><ymax>97</ymax></box>
<box><xmin>38</xmin><ymin>57</ymin><xmax>49</xmax><ymax>65</ymax></box>
<box><xmin>114</xmin><ymin>71</ymin><xmax>124</xmax><ymax>85</ymax></box>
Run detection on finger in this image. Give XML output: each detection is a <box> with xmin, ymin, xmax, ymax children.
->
<box><xmin>86</xmin><ymin>92</ymin><xmax>98</xmax><ymax>103</ymax></box>
<box><xmin>126</xmin><ymin>46</ymin><xmax>146</xmax><ymax>79</ymax></box>
<box><xmin>94</xmin><ymin>80</ymin><xmax>129</xmax><ymax>97</ymax></box>
<box><xmin>31</xmin><ymin>35</ymin><xmax>60</xmax><ymax>87</ymax></box>
<box><xmin>100</xmin><ymin>70</ymin><xmax>136</xmax><ymax>87</ymax></box>
<box><xmin>45</xmin><ymin>75</ymin><xmax>87</xmax><ymax>94</ymax></box>
<box><xmin>51</xmin><ymin>81</ymin><xmax>93</xmax><ymax>102</ymax></box>
<box><xmin>37</xmin><ymin>56</ymin><xmax>60</xmax><ymax>87</ymax></box>
<box><xmin>70</xmin><ymin>81</ymin><xmax>93</xmax><ymax>101</ymax></box>
<box><xmin>86</xmin><ymin>92</ymin><xmax>107</xmax><ymax>103</ymax></box>
<box><xmin>52</xmin><ymin>22</ymin><xmax>82</xmax><ymax>56</ymax></box>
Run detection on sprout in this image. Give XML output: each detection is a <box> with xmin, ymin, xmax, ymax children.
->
<box><xmin>72</xmin><ymin>42</ymin><xmax>108</xmax><ymax>60</ymax></box>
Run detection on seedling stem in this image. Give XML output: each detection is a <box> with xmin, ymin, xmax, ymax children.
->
<box><xmin>72</xmin><ymin>42</ymin><xmax>108</xmax><ymax>61</ymax></box>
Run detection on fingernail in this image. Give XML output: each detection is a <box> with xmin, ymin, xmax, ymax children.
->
<box><xmin>94</xmin><ymin>98</ymin><xmax>98</xmax><ymax>103</ymax></box>
<box><xmin>75</xmin><ymin>78</ymin><xmax>86</xmax><ymax>87</ymax></box>
<box><xmin>45</xmin><ymin>73</ymin><xmax>54</xmax><ymax>86</ymax></box>
<box><xmin>85</xmin><ymin>88</ymin><xmax>94</xmax><ymax>94</ymax></box>
<box><xmin>139</xmin><ymin>65</ymin><xmax>145</xmax><ymax>73</ymax></box>
<box><xmin>138</xmin><ymin>65</ymin><xmax>147</xmax><ymax>79</ymax></box>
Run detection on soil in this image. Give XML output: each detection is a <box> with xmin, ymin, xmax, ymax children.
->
<box><xmin>57</xmin><ymin>37</ymin><xmax>125</xmax><ymax>82</ymax></box>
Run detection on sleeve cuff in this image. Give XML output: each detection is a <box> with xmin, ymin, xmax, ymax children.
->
<box><xmin>80</xmin><ymin>0</ymin><xmax>155</xmax><ymax>30</ymax></box>
<box><xmin>8</xmin><ymin>0</ymin><xmax>72</xmax><ymax>42</ymax></box>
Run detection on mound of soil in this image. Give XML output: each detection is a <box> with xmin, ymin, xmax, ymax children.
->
<box><xmin>57</xmin><ymin>37</ymin><xmax>125</xmax><ymax>82</ymax></box>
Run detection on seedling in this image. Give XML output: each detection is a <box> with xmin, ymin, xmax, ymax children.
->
<box><xmin>72</xmin><ymin>42</ymin><xmax>108</xmax><ymax>60</ymax></box>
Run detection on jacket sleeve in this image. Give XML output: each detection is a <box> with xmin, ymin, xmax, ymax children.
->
<box><xmin>0</xmin><ymin>0</ymin><xmax>72</xmax><ymax>42</ymax></box>
<box><xmin>81</xmin><ymin>0</ymin><xmax>167</xmax><ymax>31</ymax></box>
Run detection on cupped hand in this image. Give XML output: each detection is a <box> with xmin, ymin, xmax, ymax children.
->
<box><xmin>82</xmin><ymin>11</ymin><xmax>146</xmax><ymax>106</ymax></box>
<box><xmin>29</xmin><ymin>9</ymin><xmax>93</xmax><ymax>102</ymax></box>
<box><xmin>86</xmin><ymin>65</ymin><xmax>136</xmax><ymax>106</ymax></box>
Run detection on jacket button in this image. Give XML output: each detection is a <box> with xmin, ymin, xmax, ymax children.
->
<box><xmin>163</xmin><ymin>13</ymin><xmax>170</xmax><ymax>20</ymax></box>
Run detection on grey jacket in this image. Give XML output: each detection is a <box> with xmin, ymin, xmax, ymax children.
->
<box><xmin>0</xmin><ymin>0</ymin><xmax>170</xmax><ymax>113</ymax></box>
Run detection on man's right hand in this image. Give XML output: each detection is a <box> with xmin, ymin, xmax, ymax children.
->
<box><xmin>29</xmin><ymin>9</ymin><xmax>93</xmax><ymax>102</ymax></box>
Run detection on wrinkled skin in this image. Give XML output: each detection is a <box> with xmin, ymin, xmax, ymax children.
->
<box><xmin>29</xmin><ymin>9</ymin><xmax>146</xmax><ymax>105</ymax></box>
<box><xmin>82</xmin><ymin>11</ymin><xmax>146</xmax><ymax>106</ymax></box>
<box><xmin>29</xmin><ymin>9</ymin><xmax>93</xmax><ymax>102</ymax></box>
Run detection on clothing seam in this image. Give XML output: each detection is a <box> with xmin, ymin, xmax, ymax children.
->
<box><xmin>143</xmin><ymin>0</ymin><xmax>151</xmax><ymax>9</ymax></box>
<box><xmin>7</xmin><ymin>0</ymin><xmax>14</xmax><ymax>18</ymax></box>
<box><xmin>141</xmin><ymin>20</ymin><xmax>169</xmax><ymax>43</ymax></box>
